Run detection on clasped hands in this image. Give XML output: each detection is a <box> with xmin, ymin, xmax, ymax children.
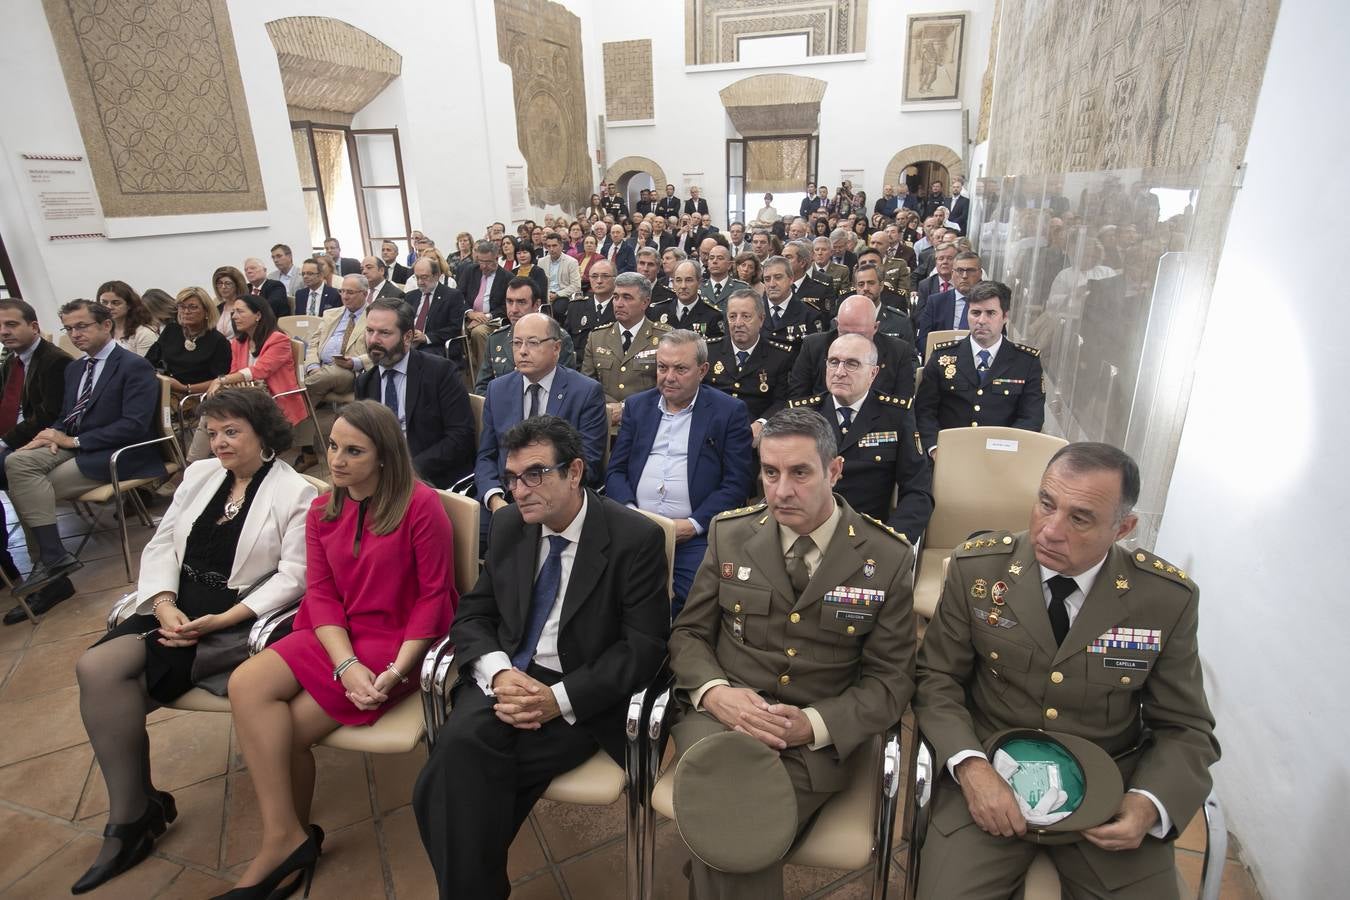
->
<box><xmin>22</xmin><ymin>427</ymin><xmax>76</xmax><ymax>454</ymax></box>
<box><xmin>702</xmin><ymin>685</ymin><xmax>813</xmax><ymax>751</ymax></box>
<box><xmin>340</xmin><ymin>662</ymin><xmax>404</xmax><ymax>711</ymax></box>
<box><xmin>152</xmin><ymin>604</ymin><xmax>228</xmax><ymax>648</ymax></box>
<box><xmin>491</xmin><ymin>668</ymin><xmax>561</xmax><ymax>729</ymax></box>
<box><xmin>954</xmin><ymin>756</ymin><xmax>1158</xmax><ymax>850</ymax></box>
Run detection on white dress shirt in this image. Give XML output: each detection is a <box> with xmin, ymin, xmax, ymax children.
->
<box><xmin>471</xmin><ymin>492</ymin><xmax>590</xmax><ymax>723</ymax></box>
<box><xmin>633</xmin><ymin>389</ymin><xmax>700</xmax><ymax>534</ymax></box>
<box><xmin>375</xmin><ymin>352</ymin><xmax>410</xmax><ymax>431</ymax></box>
<box><xmin>482</xmin><ymin>367</ymin><xmax>558</xmax><ymax>505</ymax></box>
<box><xmin>969</xmin><ymin>335</ymin><xmax>1003</xmax><ymax>368</ymax></box>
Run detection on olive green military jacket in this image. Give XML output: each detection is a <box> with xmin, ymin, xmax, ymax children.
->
<box><xmin>669</xmin><ymin>497</ymin><xmax>917</xmax><ymax>793</ymax></box>
<box><xmin>580</xmin><ymin>317</ymin><xmax>671</xmax><ymax>404</ymax></box>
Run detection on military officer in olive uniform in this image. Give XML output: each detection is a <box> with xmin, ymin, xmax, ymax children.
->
<box><xmin>760</xmin><ymin>255</ymin><xmax>824</xmax><ymax>357</ymax></box>
<box><xmin>914</xmin><ymin>443</ymin><xmax>1219</xmax><ymax>899</ymax></box>
<box><xmin>648</xmin><ymin>259</ymin><xmax>725</xmax><ymax>341</ymax></box>
<box><xmin>914</xmin><ymin>281</ymin><xmax>1045</xmax><ymax>454</ymax></box>
<box><xmin>787</xmin><ymin>296</ymin><xmax>916</xmax><ymax>402</ymax></box>
<box><xmin>580</xmin><ymin>271</ymin><xmax>672</xmax><ymax>427</ymax></box>
<box><xmin>788</xmin><ymin>334</ymin><xmax>933</xmax><ymax>543</ymax></box>
<box><xmin>474</xmin><ymin>273</ymin><xmax>576</xmax><ymax>395</ymax></box>
<box><xmin>703</xmin><ymin>289</ymin><xmax>794</xmax><ymax>431</ymax></box>
<box><xmin>669</xmin><ymin>407</ymin><xmax>917</xmax><ymax>899</ymax></box>
<box><xmin>808</xmin><ymin>236</ymin><xmax>850</xmax><ymax>298</ymax></box>
<box><xmin>867</xmin><ymin>231</ymin><xmax>914</xmax><ymax>296</ymax></box>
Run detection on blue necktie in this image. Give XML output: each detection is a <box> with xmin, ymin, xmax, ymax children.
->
<box><xmin>382</xmin><ymin>369</ymin><xmax>399</xmax><ymax>418</ymax></box>
<box><xmin>957</xmin><ymin>299</ymin><xmax>969</xmax><ymax>330</ymax></box>
<box><xmin>512</xmin><ymin>534</ymin><xmax>569</xmax><ymax>670</ymax></box>
<box><xmin>735</xmin><ymin>350</ymin><xmax>749</xmax><ymax>368</ymax></box>
<box><xmin>977</xmin><ymin>349</ymin><xmax>991</xmax><ymax>384</ymax></box>
<box><xmin>839</xmin><ymin>407</ymin><xmax>854</xmax><ymax>430</ymax></box>
<box><xmin>63</xmin><ymin>357</ymin><xmax>97</xmax><ymax>433</ymax></box>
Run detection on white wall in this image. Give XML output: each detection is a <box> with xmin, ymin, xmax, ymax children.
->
<box><xmin>593</xmin><ymin>0</ymin><xmax>993</xmax><ymax>225</ymax></box>
<box><xmin>1154</xmin><ymin>3</ymin><xmax>1350</xmax><ymax>897</ymax></box>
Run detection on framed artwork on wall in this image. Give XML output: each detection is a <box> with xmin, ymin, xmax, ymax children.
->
<box><xmin>903</xmin><ymin>12</ymin><xmax>967</xmax><ymax>104</ymax></box>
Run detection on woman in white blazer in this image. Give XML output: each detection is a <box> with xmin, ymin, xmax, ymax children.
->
<box><xmin>69</xmin><ymin>389</ymin><xmax>317</xmax><ymax>895</ymax></box>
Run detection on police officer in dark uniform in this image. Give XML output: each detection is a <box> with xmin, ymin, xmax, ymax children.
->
<box><xmin>648</xmin><ymin>258</ymin><xmax>725</xmax><ymax>341</ymax></box>
<box><xmin>852</xmin><ymin>255</ymin><xmax>918</xmax><ymax>351</ymax></box>
<box><xmin>635</xmin><ymin>245</ymin><xmax>676</xmax><ymax>306</ymax></box>
<box><xmin>789</xmin><ymin>333</ymin><xmax>932</xmax><ymax>543</ymax></box>
<box><xmin>602</xmin><ymin>183</ymin><xmax>628</xmax><ymax>220</ymax></box>
<box><xmin>915</xmin><ymin>280</ymin><xmax>1046</xmax><ymax>454</ymax></box>
<box><xmin>704</xmin><ymin>288</ymin><xmax>794</xmax><ymax>431</ymax></box>
<box><xmin>562</xmin><ymin>258</ymin><xmax>617</xmax><ymax>359</ymax></box>
<box><xmin>760</xmin><ymin>255</ymin><xmax>823</xmax><ymax>357</ymax></box>
<box><xmin>787</xmin><ymin>295</ymin><xmax>915</xmax><ymax>403</ymax></box>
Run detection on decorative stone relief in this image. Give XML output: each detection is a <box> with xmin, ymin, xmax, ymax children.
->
<box><xmin>603</xmin><ymin>40</ymin><xmax>654</xmax><ymax>122</ymax></box>
<box><xmin>685</xmin><ymin>0</ymin><xmax>868</xmax><ymax>65</ymax></box>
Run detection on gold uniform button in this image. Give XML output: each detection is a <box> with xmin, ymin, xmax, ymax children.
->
<box><xmin>976</xmin><ymin>389</ymin><xmax>984</xmax><ymax>396</ymax></box>
<box><xmin>779</xmin><ymin>674</ymin><xmax>791</xmax><ymax>685</ymax></box>
<box><xmin>973</xmin><ymin>404</ymin><xmax>981</xmax><ymax>412</ymax></box>
<box><xmin>1120</xmin><ymin>676</ymin><xmax>1132</xmax><ymax>685</ymax></box>
<box><xmin>989</xmin><ymin>651</ymin><xmax>1000</xmax><ymax>661</ymax></box>
<box><xmin>733</xmin><ymin>382</ymin><xmax>740</xmax><ymax>389</ymax></box>
<box><xmin>1002</xmin><ymin>535</ymin><xmax>1013</xmax><ymax>544</ymax></box>
<box><xmin>1050</xmin><ymin>671</ymin><xmax>1064</xmax><ymax>684</ymax></box>
<box><xmin>617</xmin><ymin>383</ymin><xmax>625</xmax><ymax>390</ymax></box>
<box><xmin>846</xmin><ymin>625</ymin><xmax>856</xmax><ymax>634</ymax></box>
<box><xmin>970</xmin><ymin>421</ymin><xmax>979</xmax><ymax>427</ymax></box>
<box><xmin>786</xmin><ymin>647</ymin><xmax>797</xmax><ymax>657</ymax></box>
<box><xmin>874</xmin><ymin>455</ymin><xmax>882</xmax><ymax>462</ymax></box>
<box><xmin>733</xmin><ymin>603</ymin><xmax>741</xmax><ymax>613</ymax></box>
<box><xmin>620</xmin><ymin>365</ymin><xmax>627</xmax><ymax>372</ymax></box>
<box><xmin>1045</xmin><ymin>708</ymin><xmax>1059</xmax><ymax>720</ymax></box>
<box><xmin>1135</xmin><ymin>552</ymin><xmax>1147</xmax><ymax>562</ymax></box>
<box><xmin>789</xmin><ymin>613</ymin><xmax>801</xmax><ymax>624</ymax></box>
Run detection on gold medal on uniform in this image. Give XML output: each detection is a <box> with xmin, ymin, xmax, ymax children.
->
<box><xmin>758</xmin><ymin>371</ymin><xmax>768</xmax><ymax>393</ymax></box>
<box><xmin>970</xmin><ymin>578</ymin><xmax>988</xmax><ymax>600</ymax></box>
<box><xmin>580</xmin><ymin>316</ymin><xmax>588</xmax><ymax>327</ymax></box>
<box><xmin>991</xmin><ymin>581</ymin><xmax>1008</xmax><ymax>605</ymax></box>
<box><xmin>721</xmin><ymin>563</ymin><xmax>734</xmax><ymax>579</ymax></box>
<box><xmin>713</xmin><ymin>360</ymin><xmax>725</xmax><ymax>375</ymax></box>
<box><xmin>1115</xmin><ymin>576</ymin><xmax>1130</xmax><ymax>590</ymax></box>
<box><xmin>986</xmin><ymin>608</ymin><xmax>1001</xmax><ymax>626</ymax></box>
<box><xmin>938</xmin><ymin>355</ymin><xmax>955</xmax><ymax>366</ymax></box>
<box><xmin>944</xmin><ymin>365</ymin><xmax>956</xmax><ymax>379</ymax></box>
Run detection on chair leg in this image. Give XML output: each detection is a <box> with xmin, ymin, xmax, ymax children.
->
<box><xmin>870</xmin><ymin>729</ymin><xmax>904</xmax><ymax>900</ymax></box>
<box><xmin>114</xmin><ymin>491</ymin><xmax>133</xmax><ymax>583</ymax></box>
<box><xmin>900</xmin><ymin>732</ymin><xmax>923</xmax><ymax>900</ymax></box>
<box><xmin>0</xmin><ymin>568</ymin><xmax>39</xmax><ymax>624</ymax></box>
<box><xmin>128</xmin><ymin>487</ymin><xmax>153</xmax><ymax>527</ymax></box>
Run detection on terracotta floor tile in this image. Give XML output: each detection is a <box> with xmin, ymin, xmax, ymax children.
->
<box><xmin>372</xmin><ymin>747</ymin><xmax>426</xmax><ymax>813</ymax></box>
<box><xmin>151</xmin><ymin>866</ymin><xmax>236</xmax><ymax>898</ymax></box>
<box><xmin>383</xmin><ymin>803</ymin><xmax>439</xmax><ymax>899</ymax></box>
<box><xmin>531</xmin><ymin>794</ymin><xmax>627</xmax><ymax>862</ymax></box>
<box><xmin>0</xmin><ymin>808</ymin><xmax>81</xmax><ymax>892</ymax></box>
<box><xmin>29</xmin><ymin>585</ymin><xmax>130</xmax><ymax>645</ymax></box>
<box><xmin>784</xmin><ymin>862</ymin><xmax>854</xmax><ymax>899</ymax></box>
<box><xmin>78</xmin><ymin>711</ymin><xmax>232</xmax><ymax>819</ymax></box>
<box><xmin>222</xmin><ymin>769</ymin><xmax>263</xmax><ymax>868</ymax></box>
<box><xmin>1176</xmin><ymin>850</ymin><xmax>1261</xmax><ymax>900</ymax></box>
<box><xmin>3</xmin><ymin>831</ymin><xmax>181</xmax><ymax>899</ymax></box>
<box><xmin>0</xmin><ymin>684</ymin><xmax>89</xmax><ymax>767</ymax></box>
<box><xmin>311</xmin><ymin>745</ymin><xmax>375</xmax><ymax>830</ymax></box>
<box><xmin>0</xmin><ymin>742</ymin><xmax>94</xmax><ymax>818</ymax></box>
<box><xmin>510</xmin><ymin>871</ymin><xmax>566</xmax><ymax>900</ymax></box>
<box><xmin>306</xmin><ymin>820</ymin><xmax>387</xmax><ymax>898</ymax></box>
<box><xmin>509</xmin><ymin>816</ymin><xmax>551</xmax><ymax>881</ymax></box>
<box><xmin>154</xmin><ymin>774</ymin><xmax>228</xmax><ymax>870</ymax></box>
<box><xmin>0</xmin><ymin>633</ymin><xmax>93</xmax><ymax>702</ymax></box>
<box><xmin>561</xmin><ymin>819</ymin><xmax>688</xmax><ymax>899</ymax></box>
<box><xmin>0</xmin><ymin>619</ymin><xmax>36</xmax><ymax>652</ymax></box>
<box><xmin>1176</xmin><ymin>808</ymin><xmax>1208</xmax><ymax>853</ymax></box>
<box><xmin>0</xmin><ymin>647</ymin><xmax>22</xmax><ymax>688</ymax></box>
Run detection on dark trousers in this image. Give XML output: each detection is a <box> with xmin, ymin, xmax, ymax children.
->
<box><xmin>412</xmin><ymin>667</ymin><xmax>599</xmax><ymax>899</ymax></box>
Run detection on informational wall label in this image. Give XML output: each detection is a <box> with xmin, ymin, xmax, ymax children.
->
<box><xmin>20</xmin><ymin>153</ymin><xmax>105</xmax><ymax>241</ymax></box>
<box><xmin>506</xmin><ymin>165</ymin><xmax>527</xmax><ymax>223</ymax></box>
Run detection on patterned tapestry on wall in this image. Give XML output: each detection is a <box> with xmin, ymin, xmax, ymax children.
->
<box><xmin>41</xmin><ymin>0</ymin><xmax>266</xmax><ymax>218</ymax></box>
<box><xmin>495</xmin><ymin>0</ymin><xmax>592</xmax><ymax>214</ymax></box>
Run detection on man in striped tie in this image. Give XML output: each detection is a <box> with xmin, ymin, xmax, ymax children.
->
<box><xmin>3</xmin><ymin>300</ymin><xmax>161</xmax><ymax>606</ymax></box>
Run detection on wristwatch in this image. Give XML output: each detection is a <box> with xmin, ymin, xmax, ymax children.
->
<box><xmin>72</xmin><ymin>436</ymin><xmax>81</xmax><ymax>449</ymax></box>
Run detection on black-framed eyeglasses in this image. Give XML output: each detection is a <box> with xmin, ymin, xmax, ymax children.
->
<box><xmin>503</xmin><ymin>463</ymin><xmax>567</xmax><ymax>491</ymax></box>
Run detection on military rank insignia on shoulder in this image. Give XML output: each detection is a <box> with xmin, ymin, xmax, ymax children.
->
<box><xmin>954</xmin><ymin>532</ymin><xmax>1016</xmax><ymax>556</ymax></box>
<box><xmin>1130</xmin><ymin>549</ymin><xmax>1193</xmax><ymax>588</ymax></box>
<box><xmin>932</xmin><ymin>338</ymin><xmax>961</xmax><ymax>351</ymax></box>
<box><xmin>788</xmin><ymin>395</ymin><xmax>823</xmax><ymax>408</ymax></box>
<box><xmin>715</xmin><ymin>502</ymin><xmax>767</xmax><ymax>521</ymax></box>
<box><xmin>1011</xmin><ymin>342</ymin><xmax>1041</xmax><ymax>357</ymax></box>
<box><xmin>860</xmin><ymin>513</ymin><xmax>911</xmax><ymax>546</ymax></box>
<box><xmin>876</xmin><ymin>394</ymin><xmax>913</xmax><ymax>409</ymax></box>
<box><xmin>491</xmin><ymin>322</ymin><xmax>512</xmax><ymax>335</ymax></box>
<box><xmin>801</xmin><ymin>297</ymin><xmax>821</xmax><ymax>311</ymax></box>
<box><xmin>766</xmin><ymin>339</ymin><xmax>793</xmax><ymax>353</ymax></box>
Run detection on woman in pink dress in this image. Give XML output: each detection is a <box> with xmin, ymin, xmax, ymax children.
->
<box><xmin>218</xmin><ymin>400</ymin><xmax>457</xmax><ymax>898</ymax></box>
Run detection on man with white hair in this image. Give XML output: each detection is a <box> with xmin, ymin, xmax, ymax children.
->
<box><xmin>242</xmin><ymin>257</ymin><xmax>289</xmax><ymax>319</ymax></box>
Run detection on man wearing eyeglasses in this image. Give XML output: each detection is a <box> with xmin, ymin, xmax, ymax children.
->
<box><xmin>788</xmin><ymin>333</ymin><xmax>933</xmax><ymax>543</ymax></box>
<box><xmin>476</xmin><ymin>278</ymin><xmax>577</xmax><ymax>394</ymax></box>
<box><xmin>787</xmin><ymin>295</ymin><xmax>915</xmax><ymax>404</ymax></box>
<box><xmin>562</xmin><ymin>258</ymin><xmax>617</xmax><ymax>359</ymax></box>
<box><xmin>415</xmin><ymin>415</ymin><xmax>668</xmax><ymax>898</ymax></box>
<box><xmin>916</xmin><ymin>249</ymin><xmax>985</xmax><ymax>358</ymax></box>
<box><xmin>477</xmin><ymin>310</ymin><xmax>608</xmax><ymax>528</ymax></box>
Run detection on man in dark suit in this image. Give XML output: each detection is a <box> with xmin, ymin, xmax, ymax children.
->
<box><xmin>897</xmin><ymin>183</ymin><xmax>923</xmax><ymax>214</ymax></box>
<box><xmin>601</xmin><ymin>224</ymin><xmax>637</xmax><ymax>274</ymax></box>
<box><xmin>635</xmin><ymin>188</ymin><xmax>654</xmax><ymax>216</ymax></box>
<box><xmin>874</xmin><ymin>184</ymin><xmax>900</xmax><ymax>220</ymax></box>
<box><xmin>915</xmin><ymin>280</ymin><xmax>1045</xmax><ymax>454</ymax></box>
<box><xmin>924</xmin><ymin>180</ymin><xmax>951</xmax><ymax>219</ymax></box>
<box><xmin>405</xmin><ymin>257</ymin><xmax>466</xmax><ymax>367</ymax></box>
<box><xmin>683</xmin><ymin>186</ymin><xmax>710</xmax><ymax>216</ymax></box>
<box><xmin>760</xmin><ymin>255</ymin><xmax>824</xmax><ymax>354</ymax></box>
<box><xmin>606</xmin><ymin>330</ymin><xmax>754</xmax><ymax>613</ymax></box>
<box><xmin>829</xmin><ymin>229</ymin><xmax>859</xmax><ymax>273</ymax></box>
<box><xmin>787</xmin><ymin>295</ymin><xmax>916</xmax><ymax>402</ymax></box>
<box><xmin>916</xmin><ymin>250</ymin><xmax>983</xmax><ymax>357</ymax></box>
<box><xmin>294</xmin><ymin>258</ymin><xmax>341</xmax><ymax>317</ymax></box>
<box><xmin>5</xmin><ymin>300</ymin><xmax>161</xmax><ymax>601</ymax></box>
<box><xmin>647</xmin><ymin>259</ymin><xmax>724</xmax><ymax>341</ymax></box>
<box><xmin>656</xmin><ymin>183</ymin><xmax>682</xmax><ymax>219</ymax></box>
<box><xmin>456</xmin><ymin>241</ymin><xmax>508</xmax><ymax>366</ymax></box>
<box><xmin>323</xmin><ymin>237</ymin><xmax>361</xmax><ymax>275</ymax></box>
<box><xmin>914</xmin><ymin>242</ymin><xmax>958</xmax><ymax>323</ymax></box>
<box><xmin>356</xmin><ymin>298</ymin><xmax>474</xmax><ymax>488</ymax></box>
<box><xmin>789</xmin><ymin>333</ymin><xmax>933</xmax><ymax>543</ymax></box>
<box><xmin>381</xmin><ymin>240</ymin><xmax>412</xmax><ymax>286</ymax></box>
<box><xmin>784</xmin><ymin>240</ymin><xmax>835</xmax><ymax>318</ymax></box>
<box><xmin>799</xmin><ymin>183</ymin><xmax>823</xmax><ymax>217</ymax></box>
<box><xmin>414</xmin><ymin>415</ymin><xmax>669</xmax><ymax>898</ymax></box>
<box><xmin>361</xmin><ymin>256</ymin><xmax>405</xmax><ymax>303</ymax></box>
<box><xmin>703</xmin><ymin>289</ymin><xmax>794</xmax><ymax>436</ymax></box>
<box><xmin>947</xmin><ymin>175</ymin><xmax>970</xmax><ymax>234</ymax></box>
<box><xmin>243</xmin><ymin>257</ymin><xmax>290</xmax><ymax>319</ymax></box>
<box><xmin>0</xmin><ymin>299</ymin><xmax>74</xmax><ymax>622</ymax></box>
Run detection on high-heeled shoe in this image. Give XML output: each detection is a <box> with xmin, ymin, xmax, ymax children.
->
<box><xmin>208</xmin><ymin>824</ymin><xmax>322</xmax><ymax>900</ymax></box>
<box><xmin>70</xmin><ymin>794</ymin><xmax>172</xmax><ymax>895</ymax></box>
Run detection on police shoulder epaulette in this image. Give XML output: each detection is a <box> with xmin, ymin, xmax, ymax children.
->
<box><xmin>766</xmin><ymin>339</ymin><xmax>793</xmax><ymax>353</ymax></box>
<box><xmin>490</xmin><ymin>322</ymin><xmax>512</xmax><ymax>335</ymax></box>
<box><xmin>1011</xmin><ymin>341</ymin><xmax>1041</xmax><ymax>357</ymax></box>
<box><xmin>859</xmin><ymin>513</ymin><xmax>912</xmax><ymax>546</ymax></box>
<box><xmin>1130</xmin><ymin>548</ymin><xmax>1194</xmax><ymax>588</ymax></box>
<box><xmin>953</xmin><ymin>532</ymin><xmax>1017</xmax><ymax>556</ymax></box>
<box><xmin>932</xmin><ymin>338</ymin><xmax>961</xmax><ymax>350</ymax></box>
<box><xmin>800</xmin><ymin>297</ymin><xmax>821</xmax><ymax>311</ymax></box>
<box><xmin>705</xmin><ymin>333</ymin><xmax>729</xmax><ymax>346</ymax></box>
<box><xmin>788</xmin><ymin>394</ymin><xmax>822</xmax><ymax>408</ymax></box>
<box><xmin>876</xmin><ymin>393</ymin><xmax>913</xmax><ymax>409</ymax></box>
<box><xmin>715</xmin><ymin>501</ymin><xmax>767</xmax><ymax>522</ymax></box>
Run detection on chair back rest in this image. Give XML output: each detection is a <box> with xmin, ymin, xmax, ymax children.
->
<box><xmin>300</xmin><ymin>473</ymin><xmax>330</xmax><ymax>495</ymax></box>
<box><xmin>155</xmin><ymin>375</ymin><xmax>185</xmax><ymax>464</ymax></box>
<box><xmin>926</xmin><ymin>427</ymin><xmax>1068</xmax><ymax>548</ymax></box>
<box><xmin>634</xmin><ymin>508</ymin><xmax>677</xmax><ymax>603</ymax></box>
<box><xmin>438</xmin><ymin>490</ymin><xmax>482</xmax><ymax>595</ymax></box>
<box><xmin>289</xmin><ymin>337</ymin><xmax>306</xmax><ymax>382</ymax></box>
<box><xmin>925</xmin><ymin>328</ymin><xmax>970</xmax><ymax>360</ymax></box>
<box><xmin>468</xmin><ymin>393</ymin><xmax>485</xmax><ymax>446</ymax></box>
<box><xmin>278</xmin><ymin>315</ymin><xmax>322</xmax><ymax>345</ymax></box>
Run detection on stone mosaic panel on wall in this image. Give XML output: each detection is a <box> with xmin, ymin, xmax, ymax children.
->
<box><xmin>42</xmin><ymin>0</ymin><xmax>265</xmax><ymax>217</ymax></box>
<box><xmin>685</xmin><ymin>0</ymin><xmax>868</xmax><ymax>65</ymax></box>
<box><xmin>495</xmin><ymin>0</ymin><xmax>592</xmax><ymax>214</ymax></box>
<box><xmin>603</xmin><ymin>40</ymin><xmax>654</xmax><ymax>122</ymax></box>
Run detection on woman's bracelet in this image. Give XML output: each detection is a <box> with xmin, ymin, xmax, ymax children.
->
<box><xmin>151</xmin><ymin>596</ymin><xmax>177</xmax><ymax>616</ymax></box>
<box><xmin>332</xmin><ymin>656</ymin><xmax>360</xmax><ymax>681</ymax></box>
<box><xmin>385</xmin><ymin>662</ymin><xmax>408</xmax><ymax>685</ymax></box>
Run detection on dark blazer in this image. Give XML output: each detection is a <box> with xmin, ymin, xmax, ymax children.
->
<box><xmin>655</xmin><ymin>196</ymin><xmax>682</xmax><ymax>218</ymax></box>
<box><xmin>371</xmin><ymin>279</ymin><xmax>404</xmax><ymax>301</ymax></box>
<box><xmin>389</xmin><ymin>262</ymin><xmax>413</xmax><ymax>285</ymax></box>
<box><xmin>916</xmin><ymin>288</ymin><xmax>975</xmax><ymax>358</ymax></box>
<box><xmin>511</xmin><ymin>264</ymin><xmax>549</xmax><ymax>302</ymax></box>
<box><xmin>604</xmin><ymin>386</ymin><xmax>754</xmax><ymax>533</ymax></box>
<box><xmin>646</xmin><ymin>296</ymin><xmax>724</xmax><ymax>340</ymax></box>
<box><xmin>458</xmin><ymin>265</ymin><xmax>509</xmax><ymax>321</ymax></box>
<box><xmin>56</xmin><ymin>344</ymin><xmax>164</xmax><ymax>481</ymax></box>
<box><xmin>475</xmin><ymin>365</ymin><xmax>608</xmax><ymax>498</ymax></box>
<box><xmin>600</xmin><ymin>239</ymin><xmax>637</xmax><ymax>275</ymax></box>
<box><xmin>336</xmin><ymin>256</ymin><xmax>361</xmax><ymax>276</ymax></box>
<box><xmin>355</xmin><ymin>353</ymin><xmax>474</xmax><ymax>488</ymax></box>
<box><xmin>914</xmin><ymin>272</ymin><xmax>946</xmax><ymax>320</ymax></box>
<box><xmin>251</xmin><ymin>279</ymin><xmax>290</xmax><ymax>319</ymax></box>
<box><xmin>800</xmin><ymin>196</ymin><xmax>824</xmax><ymax>217</ymax></box>
<box><xmin>874</xmin><ymin>196</ymin><xmax>900</xmax><ymax>219</ymax></box>
<box><xmin>830</xmin><ymin>251</ymin><xmax>858</xmax><ymax>272</ymax></box>
<box><xmin>448</xmin><ymin>491</ymin><xmax>669</xmax><ymax>760</ymax></box>
<box><xmin>900</xmin><ymin>194</ymin><xmax>923</xmax><ymax>213</ymax></box>
<box><xmin>948</xmin><ymin>195</ymin><xmax>969</xmax><ymax>231</ymax></box>
<box><xmin>787</xmin><ymin>329</ymin><xmax>917</xmax><ymax>402</ymax></box>
<box><xmin>657</xmin><ymin>231</ymin><xmax>681</xmax><ymax>251</ymax></box>
<box><xmin>405</xmin><ymin>284</ymin><xmax>466</xmax><ymax>362</ymax></box>
<box><xmin>295</xmin><ymin>285</ymin><xmax>341</xmax><ymax>317</ymax></box>
<box><xmin>0</xmin><ymin>339</ymin><xmax>72</xmax><ymax>450</ymax></box>
<box><xmin>683</xmin><ymin>197</ymin><xmax>709</xmax><ymax>216</ymax></box>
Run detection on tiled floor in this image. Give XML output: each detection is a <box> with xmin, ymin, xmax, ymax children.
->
<box><xmin>0</xmin><ymin>500</ymin><xmax>1263</xmax><ymax>898</ymax></box>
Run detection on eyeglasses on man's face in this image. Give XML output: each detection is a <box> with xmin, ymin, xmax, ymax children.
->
<box><xmin>510</xmin><ymin>337</ymin><xmax>559</xmax><ymax>351</ymax></box>
<box><xmin>503</xmin><ymin>464</ymin><xmax>566</xmax><ymax>491</ymax></box>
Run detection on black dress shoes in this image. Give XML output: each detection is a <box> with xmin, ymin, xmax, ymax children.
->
<box><xmin>70</xmin><ymin>792</ymin><xmax>176</xmax><ymax>894</ymax></box>
<box><xmin>12</xmin><ymin>552</ymin><xmax>82</xmax><ymax>598</ymax></box>
<box><xmin>2</xmin><ymin>576</ymin><xmax>76</xmax><ymax>625</ymax></box>
<box><xmin>208</xmin><ymin>824</ymin><xmax>323</xmax><ymax>900</ymax></box>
